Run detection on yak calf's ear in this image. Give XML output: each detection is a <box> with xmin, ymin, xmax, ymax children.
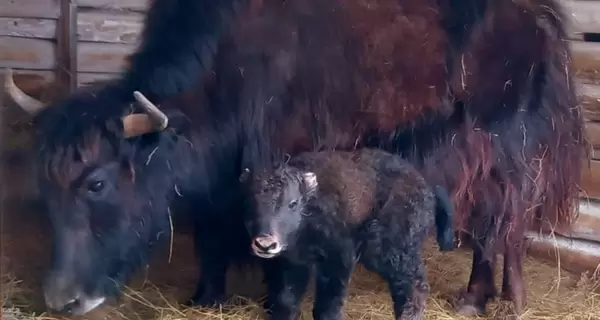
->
<box><xmin>302</xmin><ymin>172</ymin><xmax>318</xmax><ymax>191</ymax></box>
<box><xmin>239</xmin><ymin>168</ymin><xmax>251</xmax><ymax>183</ymax></box>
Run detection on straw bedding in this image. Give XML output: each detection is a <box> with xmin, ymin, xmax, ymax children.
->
<box><xmin>2</xmin><ymin>226</ymin><xmax>599</xmax><ymax>320</ymax></box>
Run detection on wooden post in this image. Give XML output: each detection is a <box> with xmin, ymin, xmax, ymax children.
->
<box><xmin>56</xmin><ymin>0</ymin><xmax>78</xmax><ymax>93</ymax></box>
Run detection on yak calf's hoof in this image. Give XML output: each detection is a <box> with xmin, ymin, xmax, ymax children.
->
<box><xmin>455</xmin><ymin>291</ymin><xmax>486</xmax><ymax>317</ymax></box>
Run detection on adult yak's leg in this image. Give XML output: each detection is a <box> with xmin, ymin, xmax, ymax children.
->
<box><xmin>187</xmin><ymin>216</ymin><xmax>230</xmax><ymax>307</ymax></box>
<box><xmin>443</xmin><ymin>0</ymin><xmax>584</xmax><ymax>316</ymax></box>
<box><xmin>501</xmin><ymin>227</ymin><xmax>526</xmax><ymax>314</ymax></box>
<box><xmin>456</xmin><ymin>233</ymin><xmax>497</xmax><ymax>317</ymax></box>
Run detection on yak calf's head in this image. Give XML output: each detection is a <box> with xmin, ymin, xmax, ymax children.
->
<box><xmin>5</xmin><ymin>69</ymin><xmax>184</xmax><ymax>315</ymax></box>
<box><xmin>240</xmin><ymin>166</ymin><xmax>318</xmax><ymax>259</ymax></box>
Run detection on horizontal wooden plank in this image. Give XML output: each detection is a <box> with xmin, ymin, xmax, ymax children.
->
<box><xmin>77</xmin><ymin>42</ymin><xmax>135</xmax><ymax>73</ymax></box>
<box><xmin>572</xmin><ymin>199</ymin><xmax>600</xmax><ymax>243</ymax></box>
<box><xmin>0</xmin><ymin>38</ymin><xmax>134</xmax><ymax>74</ymax></box>
<box><xmin>592</xmin><ymin>148</ymin><xmax>600</xmax><ymax>160</ymax></box>
<box><xmin>0</xmin><ymin>37</ymin><xmax>55</xmax><ymax>70</ymax></box>
<box><xmin>0</xmin><ymin>0</ymin><xmax>60</xmax><ymax>19</ymax></box>
<box><xmin>525</xmin><ymin>231</ymin><xmax>600</xmax><ymax>274</ymax></box>
<box><xmin>0</xmin><ymin>18</ymin><xmax>57</xmax><ymax>40</ymax></box>
<box><xmin>2</xmin><ymin>69</ymin><xmax>120</xmax><ymax>90</ymax></box>
<box><xmin>580</xmin><ymin>159</ymin><xmax>600</xmax><ymax>200</ymax></box>
<box><xmin>77</xmin><ymin>0</ymin><xmax>149</xmax><ymax>12</ymax></box>
<box><xmin>586</xmin><ymin>121</ymin><xmax>600</xmax><ymax>151</ymax></box>
<box><xmin>0</xmin><ymin>12</ymin><xmax>143</xmax><ymax>44</ymax></box>
<box><xmin>77</xmin><ymin>11</ymin><xmax>144</xmax><ymax>44</ymax></box>
<box><xmin>577</xmin><ymin>82</ymin><xmax>600</xmax><ymax>121</ymax></box>
<box><xmin>77</xmin><ymin>72</ymin><xmax>119</xmax><ymax>86</ymax></box>
<box><xmin>561</xmin><ymin>0</ymin><xmax>600</xmax><ymax>35</ymax></box>
<box><xmin>572</xmin><ymin>41</ymin><xmax>600</xmax><ymax>83</ymax></box>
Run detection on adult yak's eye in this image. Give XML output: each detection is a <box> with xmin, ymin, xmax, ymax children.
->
<box><xmin>289</xmin><ymin>200</ymin><xmax>298</xmax><ymax>208</ymax></box>
<box><xmin>88</xmin><ymin>180</ymin><xmax>105</xmax><ymax>193</ymax></box>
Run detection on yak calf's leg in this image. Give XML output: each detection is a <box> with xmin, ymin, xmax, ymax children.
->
<box><xmin>267</xmin><ymin>259</ymin><xmax>311</xmax><ymax>320</ymax></box>
<box><xmin>361</xmin><ymin>243</ymin><xmax>423</xmax><ymax>319</ymax></box>
<box><xmin>313</xmin><ymin>250</ymin><xmax>355</xmax><ymax>320</ymax></box>
<box><xmin>186</xmin><ymin>221</ymin><xmax>229</xmax><ymax>307</ymax></box>
<box><xmin>397</xmin><ymin>263</ymin><xmax>429</xmax><ymax>320</ymax></box>
<box><xmin>501</xmin><ymin>232</ymin><xmax>526</xmax><ymax>314</ymax></box>
<box><xmin>456</xmin><ymin>238</ymin><xmax>497</xmax><ymax>317</ymax></box>
<box><xmin>383</xmin><ymin>259</ymin><xmax>423</xmax><ymax>320</ymax></box>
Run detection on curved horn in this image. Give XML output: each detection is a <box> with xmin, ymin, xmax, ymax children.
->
<box><xmin>133</xmin><ymin>91</ymin><xmax>168</xmax><ymax>130</ymax></box>
<box><xmin>4</xmin><ymin>68</ymin><xmax>46</xmax><ymax>115</ymax></box>
<box><xmin>121</xmin><ymin>91</ymin><xmax>169</xmax><ymax>138</ymax></box>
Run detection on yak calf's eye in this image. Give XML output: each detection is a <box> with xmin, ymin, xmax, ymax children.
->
<box><xmin>289</xmin><ymin>200</ymin><xmax>298</xmax><ymax>208</ymax></box>
<box><xmin>88</xmin><ymin>180</ymin><xmax>105</xmax><ymax>193</ymax></box>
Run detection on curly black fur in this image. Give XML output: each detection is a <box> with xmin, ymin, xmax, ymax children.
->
<box><xmin>242</xmin><ymin>149</ymin><xmax>454</xmax><ymax>320</ymax></box>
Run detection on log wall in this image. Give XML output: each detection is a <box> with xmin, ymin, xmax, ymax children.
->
<box><xmin>0</xmin><ymin>0</ymin><xmax>599</xmax><ymax>273</ymax></box>
<box><xmin>0</xmin><ymin>0</ymin><xmax>147</xmax><ymax>87</ymax></box>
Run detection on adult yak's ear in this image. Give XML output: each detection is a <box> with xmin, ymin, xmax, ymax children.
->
<box><xmin>164</xmin><ymin>109</ymin><xmax>192</xmax><ymax>135</ymax></box>
<box><xmin>239</xmin><ymin>168</ymin><xmax>251</xmax><ymax>183</ymax></box>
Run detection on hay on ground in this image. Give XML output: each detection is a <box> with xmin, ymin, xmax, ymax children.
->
<box><xmin>2</xmin><ymin>237</ymin><xmax>599</xmax><ymax>320</ymax></box>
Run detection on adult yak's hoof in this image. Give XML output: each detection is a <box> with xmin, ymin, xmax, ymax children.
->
<box><xmin>455</xmin><ymin>290</ymin><xmax>486</xmax><ymax>317</ymax></box>
<box><xmin>183</xmin><ymin>291</ymin><xmax>228</xmax><ymax>309</ymax></box>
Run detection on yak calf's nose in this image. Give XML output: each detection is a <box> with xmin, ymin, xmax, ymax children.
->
<box><xmin>253</xmin><ymin>236</ymin><xmax>278</xmax><ymax>251</ymax></box>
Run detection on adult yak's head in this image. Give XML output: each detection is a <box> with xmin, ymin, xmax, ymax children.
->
<box><xmin>5</xmin><ymin>69</ymin><xmax>194</xmax><ymax>315</ymax></box>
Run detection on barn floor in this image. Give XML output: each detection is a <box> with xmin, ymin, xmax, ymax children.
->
<box><xmin>1</xmin><ymin>151</ymin><xmax>599</xmax><ymax>320</ymax></box>
<box><xmin>1</xmin><ymin>82</ymin><xmax>599</xmax><ymax>320</ymax></box>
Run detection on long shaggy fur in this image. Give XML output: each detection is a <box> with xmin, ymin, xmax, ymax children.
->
<box><xmin>26</xmin><ymin>0</ymin><xmax>586</xmax><ymax>315</ymax></box>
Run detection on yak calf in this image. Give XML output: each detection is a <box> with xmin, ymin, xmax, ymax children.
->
<box><xmin>241</xmin><ymin>148</ymin><xmax>455</xmax><ymax>320</ymax></box>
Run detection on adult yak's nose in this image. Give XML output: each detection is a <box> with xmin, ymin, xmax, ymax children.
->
<box><xmin>43</xmin><ymin>272</ymin><xmax>106</xmax><ymax>315</ymax></box>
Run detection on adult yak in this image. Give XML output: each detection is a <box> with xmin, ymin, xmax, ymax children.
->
<box><xmin>5</xmin><ymin>0</ymin><xmax>587</xmax><ymax>317</ymax></box>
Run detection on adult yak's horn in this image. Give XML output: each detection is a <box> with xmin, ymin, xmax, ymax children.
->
<box><xmin>122</xmin><ymin>91</ymin><xmax>169</xmax><ymax>138</ymax></box>
<box><xmin>4</xmin><ymin>68</ymin><xmax>46</xmax><ymax>115</ymax></box>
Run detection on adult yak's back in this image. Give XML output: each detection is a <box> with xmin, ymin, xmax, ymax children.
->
<box><xmin>5</xmin><ymin>0</ymin><xmax>586</xmax><ymax>317</ymax></box>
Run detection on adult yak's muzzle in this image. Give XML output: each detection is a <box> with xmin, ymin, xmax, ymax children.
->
<box><xmin>43</xmin><ymin>271</ymin><xmax>106</xmax><ymax>315</ymax></box>
<box><xmin>43</xmin><ymin>226</ymin><xmax>107</xmax><ymax>315</ymax></box>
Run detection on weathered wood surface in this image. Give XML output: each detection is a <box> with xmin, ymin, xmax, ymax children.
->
<box><xmin>526</xmin><ymin>198</ymin><xmax>600</xmax><ymax>274</ymax></box>
<box><xmin>561</xmin><ymin>0</ymin><xmax>600</xmax><ymax>36</ymax></box>
<box><xmin>77</xmin><ymin>0</ymin><xmax>148</xmax><ymax>12</ymax></box>
<box><xmin>0</xmin><ymin>37</ymin><xmax>134</xmax><ymax>73</ymax></box>
<box><xmin>572</xmin><ymin>41</ymin><xmax>600</xmax><ymax>82</ymax></box>
<box><xmin>525</xmin><ymin>230</ymin><xmax>600</xmax><ymax>274</ymax></box>
<box><xmin>77</xmin><ymin>11</ymin><xmax>144</xmax><ymax>44</ymax></box>
<box><xmin>57</xmin><ymin>0</ymin><xmax>79</xmax><ymax>92</ymax></box>
<box><xmin>571</xmin><ymin>199</ymin><xmax>600</xmax><ymax>243</ymax></box>
<box><xmin>0</xmin><ymin>37</ymin><xmax>55</xmax><ymax>70</ymax></box>
<box><xmin>0</xmin><ymin>17</ymin><xmax>56</xmax><ymax>40</ymax></box>
<box><xmin>2</xmin><ymin>69</ymin><xmax>118</xmax><ymax>91</ymax></box>
<box><xmin>578</xmin><ymin>82</ymin><xmax>600</xmax><ymax>121</ymax></box>
<box><xmin>0</xmin><ymin>0</ymin><xmax>60</xmax><ymax>19</ymax></box>
<box><xmin>77</xmin><ymin>42</ymin><xmax>134</xmax><ymax>73</ymax></box>
<box><xmin>0</xmin><ymin>12</ymin><xmax>144</xmax><ymax>44</ymax></box>
<box><xmin>587</xmin><ymin>121</ymin><xmax>600</xmax><ymax>149</ymax></box>
<box><xmin>0</xmin><ymin>0</ymin><xmax>148</xmax><ymax>19</ymax></box>
<box><xmin>581</xmin><ymin>159</ymin><xmax>600</xmax><ymax>200</ymax></box>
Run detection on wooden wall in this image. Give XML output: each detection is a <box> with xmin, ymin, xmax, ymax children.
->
<box><xmin>0</xmin><ymin>0</ymin><xmax>599</xmax><ymax>273</ymax></box>
<box><xmin>0</xmin><ymin>0</ymin><xmax>147</xmax><ymax>87</ymax></box>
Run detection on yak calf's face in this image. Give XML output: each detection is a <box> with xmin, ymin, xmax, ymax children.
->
<box><xmin>39</xmin><ymin>135</ymin><xmax>164</xmax><ymax>316</ymax></box>
<box><xmin>244</xmin><ymin>167</ymin><xmax>318</xmax><ymax>258</ymax></box>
